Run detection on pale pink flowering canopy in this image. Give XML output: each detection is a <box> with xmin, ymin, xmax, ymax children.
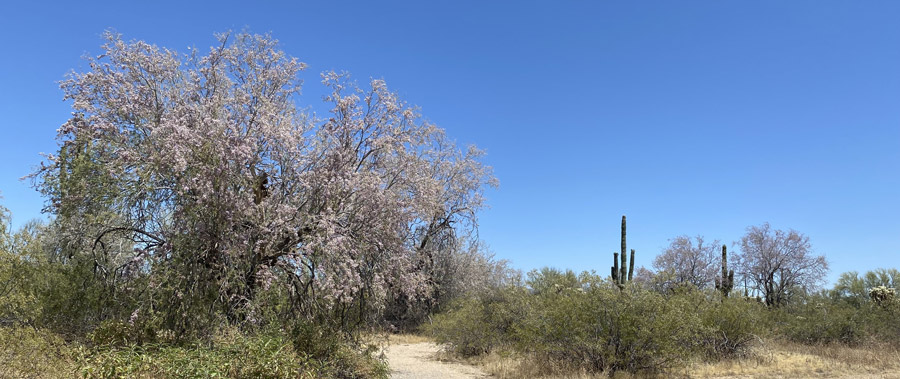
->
<box><xmin>33</xmin><ymin>31</ymin><xmax>496</xmax><ymax>317</ymax></box>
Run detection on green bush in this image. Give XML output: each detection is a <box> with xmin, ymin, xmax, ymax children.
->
<box><xmin>75</xmin><ymin>328</ymin><xmax>388</xmax><ymax>379</ymax></box>
<box><xmin>858</xmin><ymin>300</ymin><xmax>900</xmax><ymax>345</ymax></box>
<box><xmin>518</xmin><ymin>283</ymin><xmax>702</xmax><ymax>373</ymax></box>
<box><xmin>426</xmin><ymin>286</ymin><xmax>529</xmax><ymax>356</ymax></box>
<box><xmin>429</xmin><ymin>271</ymin><xmax>709</xmax><ymax>374</ymax></box>
<box><xmin>0</xmin><ymin>326</ymin><xmax>75</xmax><ymax>378</ymax></box>
<box><xmin>696</xmin><ymin>295</ymin><xmax>767</xmax><ymax>358</ymax></box>
<box><xmin>776</xmin><ymin>297</ymin><xmax>864</xmax><ymax>345</ymax></box>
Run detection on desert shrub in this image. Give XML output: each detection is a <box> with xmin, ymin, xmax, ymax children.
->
<box><xmin>0</xmin><ymin>248</ymin><xmax>41</xmax><ymax>327</ymax></box>
<box><xmin>75</xmin><ymin>329</ymin><xmax>388</xmax><ymax>379</ymax></box>
<box><xmin>430</xmin><ymin>270</ymin><xmax>708</xmax><ymax>375</ymax></box>
<box><xmin>525</xmin><ymin>267</ymin><xmax>582</xmax><ymax>295</ymax></box>
<box><xmin>831</xmin><ymin>269</ymin><xmax>899</xmax><ymax>307</ymax></box>
<box><xmin>519</xmin><ymin>282</ymin><xmax>703</xmax><ymax>374</ymax></box>
<box><xmin>0</xmin><ymin>324</ymin><xmax>387</xmax><ymax>379</ymax></box>
<box><xmin>0</xmin><ymin>326</ymin><xmax>75</xmax><ymax>378</ymax></box>
<box><xmin>695</xmin><ymin>295</ymin><xmax>767</xmax><ymax>358</ymax></box>
<box><xmin>858</xmin><ymin>300</ymin><xmax>900</xmax><ymax>345</ymax></box>
<box><xmin>0</xmin><ymin>219</ymin><xmax>50</xmax><ymax>328</ymax></box>
<box><xmin>776</xmin><ymin>297</ymin><xmax>864</xmax><ymax>345</ymax></box>
<box><xmin>88</xmin><ymin>320</ymin><xmax>135</xmax><ymax>347</ymax></box>
<box><xmin>291</xmin><ymin>320</ymin><xmax>345</xmax><ymax>361</ymax></box>
<box><xmin>426</xmin><ymin>286</ymin><xmax>529</xmax><ymax>356</ymax></box>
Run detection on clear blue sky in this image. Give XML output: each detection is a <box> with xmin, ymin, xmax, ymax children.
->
<box><xmin>1</xmin><ymin>1</ymin><xmax>898</xmax><ymax>285</ymax></box>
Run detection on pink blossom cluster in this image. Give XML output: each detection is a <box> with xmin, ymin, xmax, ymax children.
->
<box><xmin>35</xmin><ymin>31</ymin><xmax>497</xmax><ymax>316</ymax></box>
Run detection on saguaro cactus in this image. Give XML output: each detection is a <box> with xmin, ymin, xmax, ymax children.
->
<box><xmin>612</xmin><ymin>252</ymin><xmax>620</xmax><ymax>283</ymax></box>
<box><xmin>628</xmin><ymin>249</ymin><xmax>635</xmax><ymax>281</ymax></box>
<box><xmin>620</xmin><ymin>216</ymin><xmax>627</xmax><ymax>282</ymax></box>
<box><xmin>715</xmin><ymin>244</ymin><xmax>734</xmax><ymax>297</ymax></box>
<box><xmin>611</xmin><ymin>215</ymin><xmax>634</xmax><ymax>288</ymax></box>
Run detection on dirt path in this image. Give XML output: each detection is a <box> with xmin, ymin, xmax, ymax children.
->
<box><xmin>385</xmin><ymin>342</ymin><xmax>489</xmax><ymax>379</ymax></box>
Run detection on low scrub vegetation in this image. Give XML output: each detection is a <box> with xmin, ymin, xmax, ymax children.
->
<box><xmin>427</xmin><ymin>267</ymin><xmax>900</xmax><ymax>377</ymax></box>
<box><xmin>1</xmin><ymin>29</ymin><xmax>897</xmax><ymax>379</ymax></box>
<box><xmin>0</xmin><ymin>325</ymin><xmax>388</xmax><ymax>378</ymax></box>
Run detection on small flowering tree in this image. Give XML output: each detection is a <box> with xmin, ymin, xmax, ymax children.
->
<box><xmin>736</xmin><ymin>223</ymin><xmax>828</xmax><ymax>307</ymax></box>
<box><xmin>652</xmin><ymin>235</ymin><xmax>721</xmax><ymax>290</ymax></box>
<box><xmin>32</xmin><ymin>32</ymin><xmax>496</xmax><ymax>335</ymax></box>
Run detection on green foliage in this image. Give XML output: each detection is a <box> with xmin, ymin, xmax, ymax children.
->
<box><xmin>858</xmin><ymin>299</ymin><xmax>900</xmax><ymax>345</ymax></box>
<box><xmin>291</xmin><ymin>321</ymin><xmax>345</xmax><ymax>361</ymax></box>
<box><xmin>0</xmin><ymin>215</ymin><xmax>42</xmax><ymax>327</ymax></box>
<box><xmin>430</xmin><ymin>270</ymin><xmax>741</xmax><ymax>375</ymax></box>
<box><xmin>76</xmin><ymin>328</ymin><xmax>387</xmax><ymax>379</ymax></box>
<box><xmin>431</xmin><ymin>269</ymin><xmax>780</xmax><ymax>375</ymax></box>
<box><xmin>696</xmin><ymin>295</ymin><xmax>767</xmax><ymax>358</ymax></box>
<box><xmin>0</xmin><ymin>325</ymin><xmax>388</xmax><ymax>379</ymax></box>
<box><xmin>521</xmin><ymin>282</ymin><xmax>701</xmax><ymax>373</ymax></box>
<box><xmin>525</xmin><ymin>267</ymin><xmax>581</xmax><ymax>295</ymax></box>
<box><xmin>831</xmin><ymin>268</ymin><xmax>900</xmax><ymax>306</ymax></box>
<box><xmin>426</xmin><ymin>286</ymin><xmax>529</xmax><ymax>357</ymax></box>
<box><xmin>775</xmin><ymin>296</ymin><xmax>865</xmax><ymax>345</ymax></box>
<box><xmin>0</xmin><ymin>326</ymin><xmax>75</xmax><ymax>378</ymax></box>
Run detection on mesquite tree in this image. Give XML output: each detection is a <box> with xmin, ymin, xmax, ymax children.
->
<box><xmin>736</xmin><ymin>223</ymin><xmax>828</xmax><ymax>307</ymax></box>
<box><xmin>31</xmin><ymin>32</ymin><xmax>496</xmax><ymax>335</ymax></box>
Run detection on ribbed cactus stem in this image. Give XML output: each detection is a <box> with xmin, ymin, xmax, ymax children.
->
<box><xmin>628</xmin><ymin>249</ymin><xmax>635</xmax><ymax>281</ymax></box>
<box><xmin>721</xmin><ymin>245</ymin><xmax>728</xmax><ymax>285</ymax></box>
<box><xmin>620</xmin><ymin>216</ymin><xmax>627</xmax><ymax>282</ymax></box>
<box><xmin>718</xmin><ymin>244</ymin><xmax>734</xmax><ymax>297</ymax></box>
<box><xmin>612</xmin><ymin>252</ymin><xmax>620</xmax><ymax>283</ymax></box>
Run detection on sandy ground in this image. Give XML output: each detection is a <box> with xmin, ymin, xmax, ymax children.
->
<box><xmin>385</xmin><ymin>342</ymin><xmax>488</xmax><ymax>379</ymax></box>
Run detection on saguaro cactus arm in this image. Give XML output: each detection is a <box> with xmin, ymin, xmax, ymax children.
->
<box><xmin>612</xmin><ymin>252</ymin><xmax>620</xmax><ymax>282</ymax></box>
<box><xmin>628</xmin><ymin>249</ymin><xmax>635</xmax><ymax>281</ymax></box>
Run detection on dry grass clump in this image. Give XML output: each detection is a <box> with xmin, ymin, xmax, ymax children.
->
<box><xmin>428</xmin><ymin>336</ymin><xmax>900</xmax><ymax>379</ymax></box>
<box><xmin>387</xmin><ymin>333</ymin><xmax>434</xmax><ymax>345</ymax></box>
<box><xmin>681</xmin><ymin>339</ymin><xmax>900</xmax><ymax>378</ymax></box>
<box><xmin>433</xmin><ymin>348</ymin><xmax>662</xmax><ymax>379</ymax></box>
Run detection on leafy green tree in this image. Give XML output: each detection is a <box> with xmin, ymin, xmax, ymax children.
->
<box><xmin>831</xmin><ymin>268</ymin><xmax>900</xmax><ymax>306</ymax></box>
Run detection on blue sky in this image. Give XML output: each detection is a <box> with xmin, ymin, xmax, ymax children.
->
<box><xmin>1</xmin><ymin>1</ymin><xmax>898</xmax><ymax>284</ymax></box>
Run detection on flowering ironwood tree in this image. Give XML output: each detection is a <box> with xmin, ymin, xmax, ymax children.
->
<box><xmin>736</xmin><ymin>223</ymin><xmax>827</xmax><ymax>307</ymax></box>
<box><xmin>31</xmin><ymin>32</ymin><xmax>496</xmax><ymax>335</ymax></box>
<box><xmin>652</xmin><ymin>235</ymin><xmax>721</xmax><ymax>289</ymax></box>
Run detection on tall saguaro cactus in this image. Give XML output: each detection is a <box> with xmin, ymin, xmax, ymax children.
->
<box><xmin>716</xmin><ymin>244</ymin><xmax>734</xmax><ymax>297</ymax></box>
<box><xmin>620</xmin><ymin>216</ymin><xmax>627</xmax><ymax>282</ymax></box>
<box><xmin>611</xmin><ymin>215</ymin><xmax>634</xmax><ymax>288</ymax></box>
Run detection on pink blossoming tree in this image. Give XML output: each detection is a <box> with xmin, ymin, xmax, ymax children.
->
<box><xmin>32</xmin><ymin>32</ymin><xmax>496</xmax><ymax>335</ymax></box>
